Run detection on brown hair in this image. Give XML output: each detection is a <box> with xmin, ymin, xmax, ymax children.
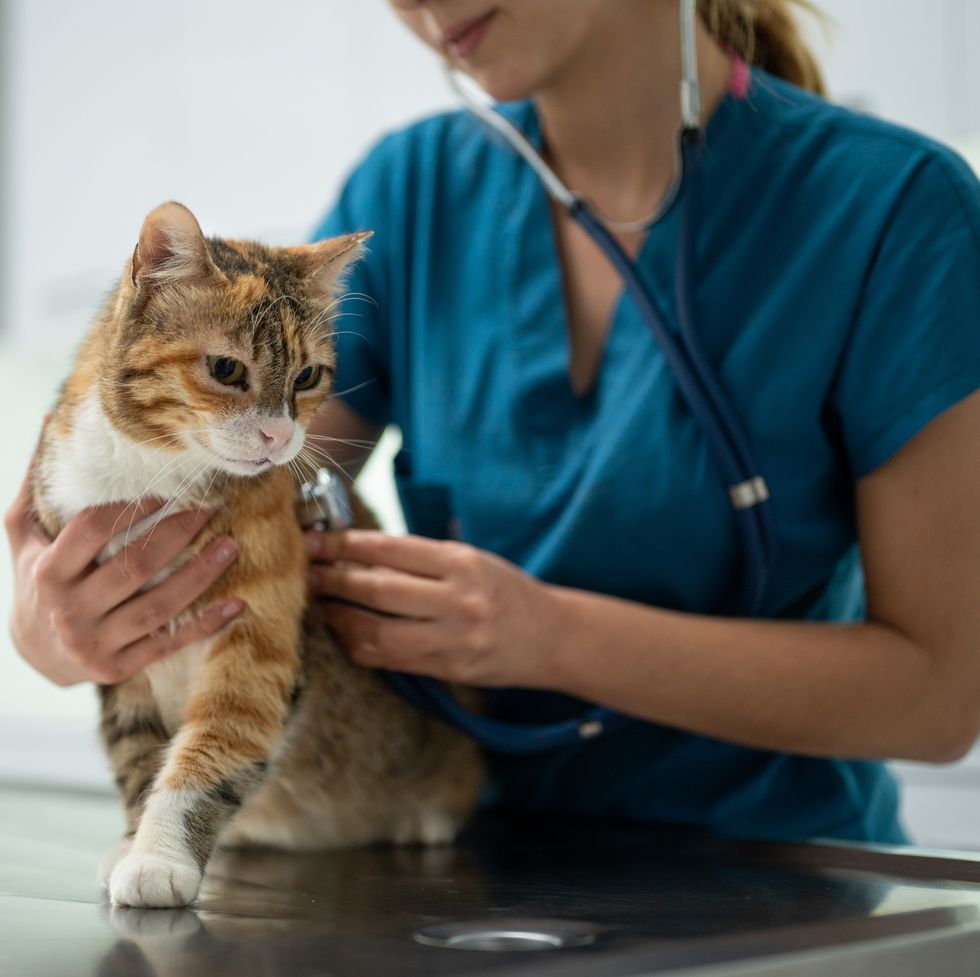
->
<box><xmin>699</xmin><ymin>0</ymin><xmax>827</xmax><ymax>96</ymax></box>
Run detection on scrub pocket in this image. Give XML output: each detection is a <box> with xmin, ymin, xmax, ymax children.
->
<box><xmin>394</xmin><ymin>453</ymin><xmax>460</xmax><ymax>540</ymax></box>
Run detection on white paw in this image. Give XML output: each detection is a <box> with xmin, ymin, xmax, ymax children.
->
<box><xmin>98</xmin><ymin>837</ymin><xmax>133</xmax><ymax>889</ymax></box>
<box><xmin>109</xmin><ymin>852</ymin><xmax>202</xmax><ymax>908</ymax></box>
<box><xmin>393</xmin><ymin>810</ymin><xmax>458</xmax><ymax>847</ymax></box>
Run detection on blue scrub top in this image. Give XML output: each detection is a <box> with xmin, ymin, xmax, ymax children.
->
<box><xmin>313</xmin><ymin>69</ymin><xmax>980</xmax><ymax>845</ymax></box>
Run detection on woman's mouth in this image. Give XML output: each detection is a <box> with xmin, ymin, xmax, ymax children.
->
<box><xmin>443</xmin><ymin>10</ymin><xmax>496</xmax><ymax>59</ymax></box>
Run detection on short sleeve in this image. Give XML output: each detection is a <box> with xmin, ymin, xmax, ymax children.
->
<box><xmin>310</xmin><ymin>143</ymin><xmax>396</xmax><ymax>428</ymax></box>
<box><xmin>828</xmin><ymin>151</ymin><xmax>980</xmax><ymax>478</ymax></box>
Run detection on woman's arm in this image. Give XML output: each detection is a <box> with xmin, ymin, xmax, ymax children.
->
<box><xmin>313</xmin><ymin>389</ymin><xmax>980</xmax><ymax>764</ymax></box>
<box><xmin>544</xmin><ymin>378</ymin><xmax>980</xmax><ymax>761</ymax></box>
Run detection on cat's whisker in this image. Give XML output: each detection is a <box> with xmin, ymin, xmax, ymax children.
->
<box><xmin>298</xmin><ymin>445</ymin><xmax>356</xmax><ymax>485</ymax></box>
<box><xmin>321</xmin><ymin>312</ymin><xmax>365</xmax><ymax>326</ymax></box>
<box><xmin>308</xmin><ymin>303</ymin><xmax>366</xmax><ymax>329</ymax></box>
<box><xmin>157</xmin><ymin>464</ymin><xmax>212</xmax><ymax>525</ymax></box>
<box><xmin>287</xmin><ymin>456</ymin><xmax>311</xmax><ymax>488</ymax></box>
<box><xmin>196</xmin><ymin>463</ymin><xmax>224</xmax><ymax>518</ymax></box>
<box><xmin>329</xmin><ymin>290</ymin><xmax>379</xmax><ymax>311</ymax></box>
<box><xmin>300</xmin><ymin>449</ymin><xmax>364</xmax><ymax>483</ymax></box>
<box><xmin>301</xmin><ymin>450</ymin><xmax>339</xmax><ymax>476</ymax></box>
<box><xmin>299</xmin><ymin>443</ymin><xmax>338</xmax><ymax>463</ymax></box>
<box><xmin>297</xmin><ymin>444</ymin><xmax>334</xmax><ymax>465</ymax></box>
<box><xmin>326</xmin><ymin>378</ymin><xmax>377</xmax><ymax>402</ymax></box>
<box><xmin>319</xmin><ymin>330</ymin><xmax>369</xmax><ymax>342</ymax></box>
<box><xmin>121</xmin><ymin>427</ymin><xmax>224</xmax><ymax>453</ymax></box>
<box><xmin>305</xmin><ymin>434</ymin><xmax>378</xmax><ymax>449</ymax></box>
<box><xmin>112</xmin><ymin>451</ymin><xmax>203</xmax><ymax>544</ymax></box>
<box><xmin>148</xmin><ymin>464</ymin><xmax>208</xmax><ymax>527</ymax></box>
<box><xmin>121</xmin><ymin>424</ymin><xmax>219</xmax><ymax>515</ymax></box>
<box><xmin>298</xmin><ymin>321</ymin><xmax>332</xmax><ymax>346</ymax></box>
<box><xmin>249</xmin><ymin>293</ymin><xmax>303</xmax><ymax>349</ymax></box>
<box><xmin>123</xmin><ymin>433</ymin><xmax>183</xmax><ymax>449</ymax></box>
<box><xmin>145</xmin><ymin>461</ymin><xmax>213</xmax><ymax>544</ymax></box>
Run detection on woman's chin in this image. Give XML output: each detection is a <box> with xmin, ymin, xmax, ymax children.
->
<box><xmin>454</xmin><ymin>64</ymin><xmax>540</xmax><ymax>105</ymax></box>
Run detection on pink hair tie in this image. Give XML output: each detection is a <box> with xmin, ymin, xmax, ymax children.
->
<box><xmin>729</xmin><ymin>54</ymin><xmax>750</xmax><ymax>98</ymax></box>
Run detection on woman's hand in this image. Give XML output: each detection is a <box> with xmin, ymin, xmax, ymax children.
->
<box><xmin>5</xmin><ymin>458</ymin><xmax>243</xmax><ymax>687</ymax></box>
<box><xmin>306</xmin><ymin>530</ymin><xmax>558</xmax><ymax>687</ymax></box>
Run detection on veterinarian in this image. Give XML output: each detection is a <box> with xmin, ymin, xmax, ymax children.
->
<box><xmin>7</xmin><ymin>0</ymin><xmax>980</xmax><ymax>845</ymax></box>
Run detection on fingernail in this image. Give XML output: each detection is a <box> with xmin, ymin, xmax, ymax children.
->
<box><xmin>220</xmin><ymin>598</ymin><xmax>243</xmax><ymax>619</ymax></box>
<box><xmin>305</xmin><ymin>534</ymin><xmax>321</xmax><ymax>557</ymax></box>
<box><xmin>214</xmin><ymin>539</ymin><xmax>238</xmax><ymax>563</ymax></box>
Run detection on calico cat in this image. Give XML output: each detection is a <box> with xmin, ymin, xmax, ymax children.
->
<box><xmin>31</xmin><ymin>202</ymin><xmax>483</xmax><ymax>909</ymax></box>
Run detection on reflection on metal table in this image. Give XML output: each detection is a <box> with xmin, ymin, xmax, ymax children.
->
<box><xmin>2</xmin><ymin>784</ymin><xmax>980</xmax><ymax>976</ymax></box>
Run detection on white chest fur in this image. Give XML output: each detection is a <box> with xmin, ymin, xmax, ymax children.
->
<box><xmin>44</xmin><ymin>393</ymin><xmax>216</xmax><ymax>562</ymax></box>
<box><xmin>146</xmin><ymin>639</ymin><xmax>212</xmax><ymax>734</ymax></box>
<box><xmin>44</xmin><ymin>395</ymin><xmax>224</xmax><ymax>731</ymax></box>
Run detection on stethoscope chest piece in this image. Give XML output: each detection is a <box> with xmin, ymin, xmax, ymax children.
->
<box><xmin>298</xmin><ymin>467</ymin><xmax>353</xmax><ymax>532</ymax></box>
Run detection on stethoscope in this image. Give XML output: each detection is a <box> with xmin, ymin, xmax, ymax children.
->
<box><xmin>305</xmin><ymin>0</ymin><xmax>775</xmax><ymax>754</ymax></box>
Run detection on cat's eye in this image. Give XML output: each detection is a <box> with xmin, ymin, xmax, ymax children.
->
<box><xmin>207</xmin><ymin>355</ymin><xmax>246</xmax><ymax>386</ymax></box>
<box><xmin>294</xmin><ymin>365</ymin><xmax>323</xmax><ymax>391</ymax></box>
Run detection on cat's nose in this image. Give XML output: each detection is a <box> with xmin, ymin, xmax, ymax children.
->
<box><xmin>257</xmin><ymin>419</ymin><xmax>293</xmax><ymax>457</ymax></box>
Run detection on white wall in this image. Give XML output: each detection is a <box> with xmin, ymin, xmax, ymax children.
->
<box><xmin>809</xmin><ymin>0</ymin><xmax>980</xmax><ymax>146</ymax></box>
<box><xmin>0</xmin><ymin>0</ymin><xmax>453</xmax><ymax>350</ymax></box>
<box><xmin>1</xmin><ymin>0</ymin><xmax>979</xmax><ymax>849</ymax></box>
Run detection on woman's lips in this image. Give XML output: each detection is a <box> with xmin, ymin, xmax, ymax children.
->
<box><xmin>443</xmin><ymin>10</ymin><xmax>496</xmax><ymax>59</ymax></box>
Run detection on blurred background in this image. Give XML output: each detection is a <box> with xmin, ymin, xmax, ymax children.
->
<box><xmin>1</xmin><ymin>0</ymin><xmax>978</xmax><ymax>847</ymax></box>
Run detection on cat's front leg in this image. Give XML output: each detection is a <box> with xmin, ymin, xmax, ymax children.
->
<box><xmin>98</xmin><ymin>678</ymin><xmax>169</xmax><ymax>886</ymax></box>
<box><xmin>108</xmin><ymin>621</ymin><xmax>299</xmax><ymax>908</ymax></box>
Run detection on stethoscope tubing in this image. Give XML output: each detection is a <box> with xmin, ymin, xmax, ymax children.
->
<box><xmin>380</xmin><ymin>143</ymin><xmax>776</xmax><ymax>753</ymax></box>
<box><xmin>568</xmin><ymin>137</ymin><xmax>775</xmax><ymax>616</ymax></box>
<box><xmin>377</xmin><ymin>1</ymin><xmax>776</xmax><ymax>752</ymax></box>
<box><xmin>673</xmin><ymin>134</ymin><xmax>777</xmax><ymax>609</ymax></box>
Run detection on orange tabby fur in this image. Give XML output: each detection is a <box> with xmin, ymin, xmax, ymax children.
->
<box><xmin>32</xmin><ymin>202</ymin><xmax>483</xmax><ymax>909</ymax></box>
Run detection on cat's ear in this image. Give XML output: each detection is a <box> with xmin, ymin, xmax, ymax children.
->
<box><xmin>131</xmin><ymin>202</ymin><xmax>223</xmax><ymax>292</ymax></box>
<box><xmin>289</xmin><ymin>231</ymin><xmax>372</xmax><ymax>300</ymax></box>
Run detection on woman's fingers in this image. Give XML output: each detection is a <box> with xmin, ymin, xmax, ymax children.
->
<box><xmin>3</xmin><ymin>457</ymin><xmax>42</xmax><ymax>553</ymax></box>
<box><xmin>3</xmin><ymin>417</ymin><xmax>51</xmax><ymax>553</ymax></box>
<box><xmin>43</xmin><ymin>498</ymin><xmax>165</xmax><ymax>582</ymax></box>
<box><xmin>96</xmin><ymin>536</ymin><xmax>239</xmax><ymax>652</ymax></box>
<box><xmin>311</xmin><ymin>562</ymin><xmax>447</xmax><ymax>618</ymax></box>
<box><xmin>110</xmin><ymin>599</ymin><xmax>245</xmax><ymax>684</ymax></box>
<box><xmin>307</xmin><ymin>530</ymin><xmax>457</xmax><ymax>579</ymax></box>
<box><xmin>323</xmin><ymin>603</ymin><xmax>445</xmax><ymax>672</ymax></box>
<box><xmin>77</xmin><ymin>507</ymin><xmax>217</xmax><ymax>615</ymax></box>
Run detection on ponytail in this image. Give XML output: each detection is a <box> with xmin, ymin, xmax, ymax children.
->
<box><xmin>698</xmin><ymin>0</ymin><xmax>827</xmax><ymax>96</ymax></box>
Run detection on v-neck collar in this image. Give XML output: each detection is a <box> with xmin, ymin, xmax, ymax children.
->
<box><xmin>497</xmin><ymin>81</ymin><xmax>745</xmax><ymax>459</ymax></box>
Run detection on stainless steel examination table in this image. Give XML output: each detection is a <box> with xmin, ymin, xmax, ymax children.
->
<box><xmin>3</xmin><ymin>784</ymin><xmax>980</xmax><ymax>976</ymax></box>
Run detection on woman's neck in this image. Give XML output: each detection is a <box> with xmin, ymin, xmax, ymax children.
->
<box><xmin>533</xmin><ymin>4</ymin><xmax>732</xmax><ymax>222</ymax></box>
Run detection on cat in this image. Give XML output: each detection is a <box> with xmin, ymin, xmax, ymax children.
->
<box><xmin>31</xmin><ymin>202</ymin><xmax>483</xmax><ymax>909</ymax></box>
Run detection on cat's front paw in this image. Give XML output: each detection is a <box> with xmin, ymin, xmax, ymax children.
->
<box><xmin>392</xmin><ymin>809</ymin><xmax>458</xmax><ymax>847</ymax></box>
<box><xmin>109</xmin><ymin>852</ymin><xmax>202</xmax><ymax>908</ymax></box>
<box><xmin>98</xmin><ymin>837</ymin><xmax>133</xmax><ymax>889</ymax></box>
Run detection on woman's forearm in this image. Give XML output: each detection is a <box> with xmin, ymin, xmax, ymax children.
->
<box><xmin>540</xmin><ymin>584</ymin><xmax>971</xmax><ymax>763</ymax></box>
